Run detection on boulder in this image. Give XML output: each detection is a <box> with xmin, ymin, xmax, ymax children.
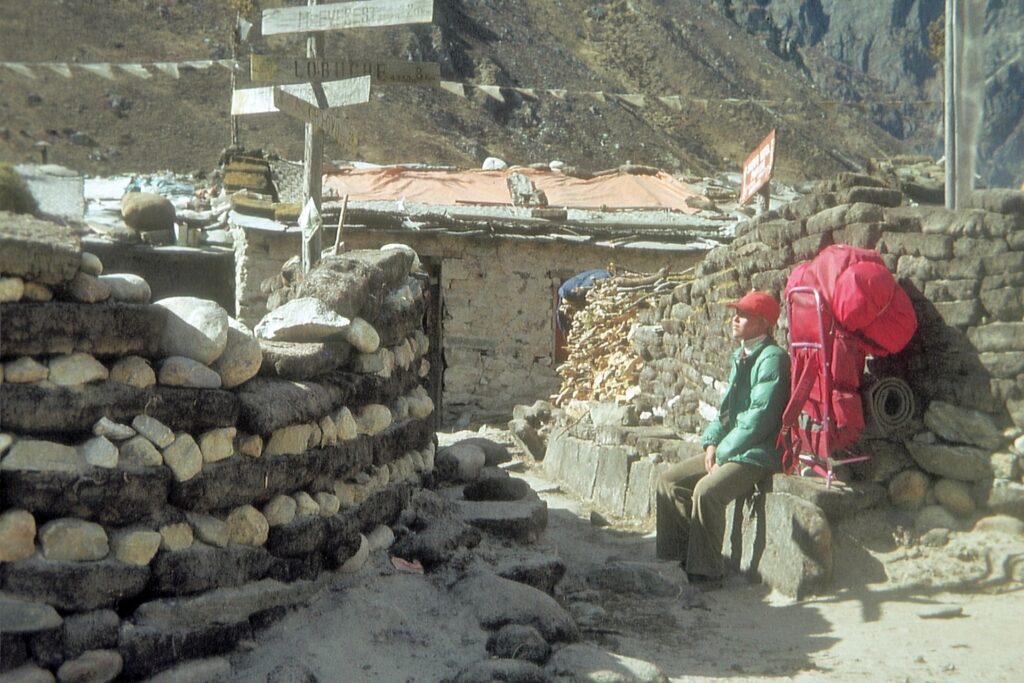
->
<box><xmin>92</xmin><ymin>417</ymin><xmax>135</xmax><ymax>441</ymax></box>
<box><xmin>28</xmin><ymin>609</ymin><xmax>121</xmax><ymax>670</ymax></box>
<box><xmin>916</xmin><ymin>504</ymin><xmax>961</xmax><ymax>532</ymax></box>
<box><xmin>264</xmin><ymin>424</ymin><xmax>315</xmax><ymax>457</ymax></box>
<box><xmin>56</xmin><ymin>649</ymin><xmax>123</xmax><ymax>683</ymax></box>
<box><xmin>292</xmin><ymin>492</ymin><xmax>320</xmax><ymax>517</ymax></box>
<box><xmin>0</xmin><ymin>596</ymin><xmax>62</xmax><ymax>635</ymax></box>
<box><xmin>585</xmin><ymin>561</ymin><xmax>679</xmax><ymax>597</ymax></box>
<box><xmin>495</xmin><ymin>555</ymin><xmax>566</xmax><ymax>596</ymax></box>
<box><xmin>159</xmin><ymin>523</ymin><xmax>194</xmax><ymax>552</ymax></box>
<box><xmin>48</xmin><ymin>352</ymin><xmax>108</xmax><ymax>386</ymax></box>
<box><xmin>227</xmin><ymin>505</ymin><xmax>269</xmax><ymax>546</ymax></box>
<box><xmin>121</xmin><ymin>191</ymin><xmax>175</xmax><ymax>232</ymax></box>
<box><xmin>155</xmin><ymin>297</ymin><xmax>229</xmax><ymax>365</ymax></box>
<box><xmin>132</xmin><ymin>415</ymin><xmax>174</xmax><ymax>448</ymax></box>
<box><xmin>108</xmin><ymin>356</ymin><xmax>156</xmax><ymax>388</ymax></box>
<box><xmin>0</xmin><ymin>509</ymin><xmax>37</xmax><ymax>562</ymax></box>
<box><xmin>0</xmin><ymin>275</ymin><xmax>25</xmax><ymax>302</ymax></box>
<box><xmin>295</xmin><ymin>250</ymin><xmax>414</xmax><ymax>322</ymax></box>
<box><xmin>1</xmin><ymin>439</ymin><xmax>82</xmax><ymax>474</ymax></box>
<box><xmin>111</xmin><ymin>530</ymin><xmax>162</xmax><ymax>566</ymax></box>
<box><xmin>197</xmin><ymin>427</ymin><xmax>236</xmax><ymax>464</ymax></box>
<box><xmin>186</xmin><ymin>512</ymin><xmax>230</xmax><ymax>549</ymax></box>
<box><xmin>545</xmin><ymin>644</ymin><xmax>669</xmax><ymax>683</ymax></box>
<box><xmin>923</xmin><ymin>401</ymin><xmax>1005</xmax><ymax>450</ymax></box>
<box><xmin>933</xmin><ymin>478</ymin><xmax>975</xmax><ymax>516</ymax></box>
<box><xmin>257</xmin><ymin>339</ymin><xmax>350</xmax><ymax>380</ymax></box>
<box><xmin>722</xmin><ymin>492</ymin><xmax>832</xmax><ymax>598</ymax></box>
<box><xmin>79</xmin><ymin>436</ymin><xmax>118</xmax><ymax>469</ymax></box>
<box><xmin>255</xmin><ymin>297</ymin><xmax>350</xmax><ymax>343</ymax></box>
<box><xmin>888</xmin><ymin>469</ymin><xmax>930</xmax><ymax>510</ymax></box>
<box><xmin>1</xmin><ymin>557</ymin><xmax>149</xmax><ymax>612</ymax></box>
<box><xmin>355</xmin><ymin>404</ymin><xmax>392</xmax><ymax>435</ymax></box>
<box><xmin>66</xmin><ymin>271</ymin><xmax>111</xmax><ymax>303</ymax></box>
<box><xmin>39</xmin><ymin>518</ymin><xmax>109</xmax><ymax>561</ymax></box>
<box><xmin>21</xmin><ymin>281</ymin><xmax>52</xmax><ymax>302</ymax></box>
<box><xmin>436</xmin><ymin>443</ymin><xmax>486</xmax><ymax>481</ymax></box>
<box><xmin>453</xmin><ymin>659</ymin><xmax>548</xmax><ymax>683</ymax></box>
<box><xmin>343</xmin><ymin>317</ymin><xmax>380</xmax><ymax>354</ymax></box>
<box><xmin>485</xmin><ymin>624</ymin><xmax>551</xmax><ymax>664</ymax></box>
<box><xmin>211</xmin><ymin>317</ymin><xmax>262</xmax><ymax>388</ymax></box>
<box><xmin>5</xmin><ymin>356</ymin><xmax>49</xmax><ymax>383</ymax></box>
<box><xmin>973</xmin><ymin>514</ymin><xmax>1024</xmax><ymax>535</ymax></box>
<box><xmin>453</xmin><ymin>572</ymin><xmax>579</xmax><ymax>642</ymax></box>
<box><xmin>905</xmin><ymin>441</ymin><xmax>993</xmax><ymax>481</ymax></box>
<box><xmin>138</xmin><ymin>657</ymin><xmax>231</xmax><ymax>683</ymax></box>
<box><xmin>238</xmin><ymin>434</ymin><xmax>263</xmax><ymax>458</ymax></box>
<box><xmin>162</xmin><ymin>434</ymin><xmax>203</xmax><ymax>482</ymax></box>
<box><xmin>508</xmin><ymin>418</ymin><xmax>546</xmax><ymax>461</ymax></box>
<box><xmin>158</xmin><ymin>355</ymin><xmax>223</xmax><ymax>389</ymax></box>
<box><xmin>98</xmin><ymin>273</ymin><xmax>151</xmax><ymax>303</ymax></box>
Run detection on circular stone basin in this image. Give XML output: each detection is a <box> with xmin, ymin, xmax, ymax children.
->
<box><xmin>463</xmin><ymin>477</ymin><xmax>529</xmax><ymax>502</ymax></box>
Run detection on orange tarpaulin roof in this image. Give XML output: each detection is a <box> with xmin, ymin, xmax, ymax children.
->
<box><xmin>321</xmin><ymin>166</ymin><xmax>701</xmax><ymax>213</ymax></box>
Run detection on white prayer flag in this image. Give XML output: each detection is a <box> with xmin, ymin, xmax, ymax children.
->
<box><xmin>152</xmin><ymin>62</ymin><xmax>181</xmax><ymax>78</ymax></box>
<box><xmin>4</xmin><ymin>63</ymin><xmax>36</xmax><ymax>78</ymax></box>
<box><xmin>439</xmin><ymin>81</ymin><xmax>465</xmax><ymax>97</ymax></box>
<box><xmin>80</xmin><ymin>63</ymin><xmax>116</xmax><ymax>80</ymax></box>
<box><xmin>477</xmin><ymin>85</ymin><xmax>504</xmax><ymax>103</ymax></box>
<box><xmin>45</xmin><ymin>63</ymin><xmax>73</xmax><ymax>78</ymax></box>
<box><xmin>118</xmin><ymin>64</ymin><xmax>152</xmax><ymax>79</ymax></box>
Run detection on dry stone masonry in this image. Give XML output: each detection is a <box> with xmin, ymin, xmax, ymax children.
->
<box><xmin>0</xmin><ymin>211</ymin><xmax>437</xmax><ymax>679</ymax></box>
<box><xmin>543</xmin><ymin>178</ymin><xmax>1024</xmax><ymax>597</ymax></box>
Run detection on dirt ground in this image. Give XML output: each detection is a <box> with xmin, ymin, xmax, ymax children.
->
<box><xmin>223</xmin><ymin>430</ymin><xmax>1024</xmax><ymax>683</ymax></box>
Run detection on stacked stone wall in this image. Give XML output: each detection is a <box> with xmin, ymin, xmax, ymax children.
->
<box><xmin>631</xmin><ymin>178</ymin><xmax>1024</xmax><ymax>529</ymax></box>
<box><xmin>0</xmin><ymin>212</ymin><xmax>436</xmax><ymax>680</ymax></box>
<box><xmin>234</xmin><ymin>226</ymin><xmax>703</xmax><ymax>424</ymax></box>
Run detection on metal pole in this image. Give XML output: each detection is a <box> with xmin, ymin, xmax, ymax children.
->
<box><xmin>944</xmin><ymin>0</ymin><xmax>958</xmax><ymax>209</ymax></box>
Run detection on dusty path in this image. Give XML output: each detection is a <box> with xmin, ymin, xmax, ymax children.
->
<box><xmin>225</xmin><ymin>454</ymin><xmax>1024</xmax><ymax>682</ymax></box>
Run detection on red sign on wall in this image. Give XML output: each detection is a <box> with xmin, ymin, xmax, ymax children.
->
<box><xmin>739</xmin><ymin>129</ymin><xmax>777</xmax><ymax>205</ymax></box>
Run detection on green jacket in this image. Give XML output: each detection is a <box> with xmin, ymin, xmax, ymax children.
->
<box><xmin>700</xmin><ymin>337</ymin><xmax>791</xmax><ymax>470</ymax></box>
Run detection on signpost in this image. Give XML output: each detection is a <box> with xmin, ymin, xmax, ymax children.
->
<box><xmin>251</xmin><ymin>54</ymin><xmax>439</xmax><ymax>87</ymax></box>
<box><xmin>261</xmin><ymin>0</ymin><xmax>433</xmax><ymax>35</ymax></box>
<box><xmin>233</xmin><ymin>0</ymin><xmax>434</xmax><ymax>272</ymax></box>
<box><xmin>738</xmin><ymin>129</ymin><xmax>776</xmax><ymax>212</ymax></box>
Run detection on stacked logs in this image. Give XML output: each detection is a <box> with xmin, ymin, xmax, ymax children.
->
<box><xmin>554</xmin><ymin>267</ymin><xmax>690</xmax><ymax>405</ymax></box>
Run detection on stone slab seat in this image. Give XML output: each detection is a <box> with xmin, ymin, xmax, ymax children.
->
<box><xmin>0</xmin><ymin>212</ymin><xmax>81</xmax><ymax>285</ymax></box>
<box><xmin>235</xmin><ymin>368</ymin><xmax>420</xmax><ymax>434</ymax></box>
<box><xmin>722</xmin><ymin>488</ymin><xmax>833</xmax><ymax>599</ymax></box>
<box><xmin>770</xmin><ymin>473</ymin><xmax>887</xmax><ymax>522</ymax></box>
<box><xmin>1</xmin><ymin>556</ymin><xmax>150</xmax><ymax>612</ymax></box>
<box><xmin>0</xmin><ymin>382</ymin><xmax>239</xmax><ymax>435</ymax></box>
<box><xmin>0</xmin><ymin>302</ymin><xmax>166</xmax><ymax>359</ymax></box>
<box><xmin>1</xmin><ymin>464</ymin><xmax>172</xmax><ymax>526</ymax></box>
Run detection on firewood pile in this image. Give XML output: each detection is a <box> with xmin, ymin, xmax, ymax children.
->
<box><xmin>553</xmin><ymin>266</ymin><xmax>691</xmax><ymax>406</ymax></box>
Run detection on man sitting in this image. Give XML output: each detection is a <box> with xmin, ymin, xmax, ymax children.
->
<box><xmin>655</xmin><ymin>291</ymin><xmax>790</xmax><ymax>585</ymax></box>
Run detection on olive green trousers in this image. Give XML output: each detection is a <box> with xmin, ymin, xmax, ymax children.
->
<box><xmin>655</xmin><ymin>455</ymin><xmax>766</xmax><ymax>578</ymax></box>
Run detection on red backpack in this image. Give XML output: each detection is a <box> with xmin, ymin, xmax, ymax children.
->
<box><xmin>779</xmin><ymin>246</ymin><xmax>917</xmax><ymax>472</ymax></box>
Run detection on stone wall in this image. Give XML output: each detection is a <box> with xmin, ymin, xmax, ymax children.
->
<box><xmin>233</xmin><ymin>224</ymin><xmax>703</xmax><ymax>424</ymax></box>
<box><xmin>539</xmin><ymin>179</ymin><xmax>1024</xmax><ymax>596</ymax></box>
<box><xmin>0</xmin><ymin>212</ymin><xmax>435</xmax><ymax>680</ymax></box>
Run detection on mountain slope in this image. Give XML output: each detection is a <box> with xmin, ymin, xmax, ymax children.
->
<box><xmin>0</xmin><ymin>0</ymin><xmax>907</xmax><ymax>182</ymax></box>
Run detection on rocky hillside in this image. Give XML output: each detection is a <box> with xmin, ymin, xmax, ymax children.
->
<box><xmin>714</xmin><ymin>0</ymin><xmax>1024</xmax><ymax>188</ymax></box>
<box><xmin>0</xmin><ymin>1</ymin><xmax>1016</xmax><ymax>186</ymax></box>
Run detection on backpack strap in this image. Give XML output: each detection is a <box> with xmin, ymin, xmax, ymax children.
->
<box><xmin>777</xmin><ymin>349</ymin><xmax>819</xmax><ymax>473</ymax></box>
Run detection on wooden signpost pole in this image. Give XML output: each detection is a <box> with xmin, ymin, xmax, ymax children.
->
<box><xmin>301</xmin><ymin>0</ymin><xmax>326</xmax><ymax>272</ymax></box>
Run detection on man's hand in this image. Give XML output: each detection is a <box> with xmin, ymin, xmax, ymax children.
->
<box><xmin>704</xmin><ymin>445</ymin><xmax>717</xmax><ymax>474</ymax></box>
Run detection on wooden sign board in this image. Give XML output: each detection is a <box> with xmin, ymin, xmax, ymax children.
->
<box><xmin>272</xmin><ymin>76</ymin><xmax>372</xmax><ymax>141</ymax></box>
<box><xmin>232</xmin><ymin>75</ymin><xmax>371</xmax><ymax>118</ymax></box>
<box><xmin>262</xmin><ymin>0</ymin><xmax>433</xmax><ymax>36</ymax></box>
<box><xmin>739</xmin><ymin>129</ymin><xmax>776</xmax><ymax>205</ymax></box>
<box><xmin>251</xmin><ymin>54</ymin><xmax>439</xmax><ymax>87</ymax></box>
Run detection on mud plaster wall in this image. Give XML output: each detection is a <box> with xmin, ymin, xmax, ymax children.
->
<box><xmin>629</xmin><ymin>178</ymin><xmax>1024</xmax><ymax>491</ymax></box>
<box><xmin>233</xmin><ymin>227</ymin><xmax>704</xmax><ymax>423</ymax></box>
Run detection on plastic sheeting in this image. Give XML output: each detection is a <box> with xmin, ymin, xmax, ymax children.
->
<box><xmin>321</xmin><ymin>166</ymin><xmax>701</xmax><ymax>213</ymax></box>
